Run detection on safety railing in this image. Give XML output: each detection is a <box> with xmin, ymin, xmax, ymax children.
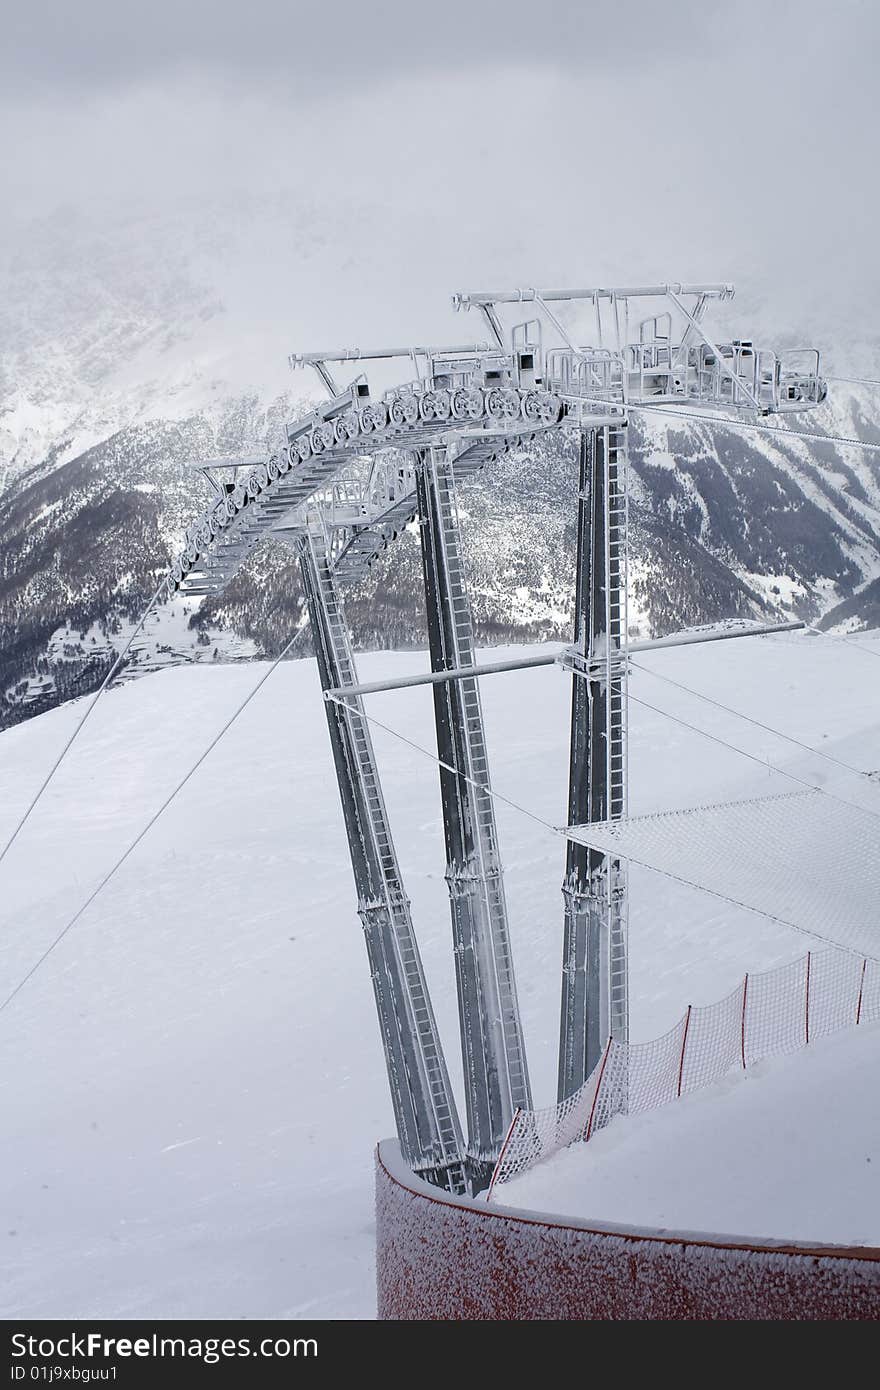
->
<box><xmin>488</xmin><ymin>946</ymin><xmax>879</xmax><ymax>1196</ymax></box>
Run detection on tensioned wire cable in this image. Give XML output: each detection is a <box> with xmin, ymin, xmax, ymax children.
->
<box><xmin>4</xmin><ymin>374</ymin><xmax>877</xmax><ymax>997</ymax></box>
<box><xmin>629</xmin><ymin>657</ymin><xmax>877</xmax><ymax>786</ymax></box>
<box><xmin>325</xmin><ymin>693</ymin><xmax>560</xmax><ymax>836</ymax></box>
<box><xmin>802</xmin><ymin>622</ymin><xmax>880</xmax><ymax>661</ymax></box>
<box><xmin>0</xmin><ymin>622</ymin><xmax>311</xmax><ymax>1015</ymax></box>
<box><xmin>331</xmin><ymin>689</ymin><xmax>880</xmax><ymax>948</ymax></box>
<box><xmin>330</xmin><ymin>666</ymin><xmax>880</xmax><ymax>830</ymax></box>
<box><xmin>4</xmin><ymin>628</ymin><xmax>872</xmax><ymax>1013</ymax></box>
<box><xmin>600</xmin><ymin>397</ymin><xmax>880</xmax><ymax>455</ymax></box>
<box><xmin>0</xmin><ymin>575</ymin><xmax>171</xmax><ymax>873</ymax></box>
<box><xmin>572</xmin><ymin>390</ymin><xmax>880</xmax><ymax>656</ymax></box>
<box><xmin>627</xmin><ymin>690</ymin><xmax>880</xmax><ymax>825</ymax></box>
<box><xmin>571</xmin><ymin>832</ymin><xmax>879</xmax><ymax>956</ymax></box>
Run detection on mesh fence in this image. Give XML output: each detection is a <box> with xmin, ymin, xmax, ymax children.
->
<box><xmin>489</xmin><ymin>944</ymin><xmax>877</xmax><ymax>1195</ymax></box>
<box><xmin>742</xmin><ymin>955</ymin><xmax>809</xmax><ymax>1067</ymax></box>
<box><xmin>859</xmin><ymin>958</ymin><xmax>880</xmax><ymax>1025</ymax></box>
<box><xmin>808</xmin><ymin>949</ymin><xmax>865</xmax><ymax>1041</ymax></box>
<box><xmin>567</xmin><ymin>789</ymin><xmax>880</xmax><ymax>959</ymax></box>
<box><xmin>680</xmin><ymin>979</ymin><xmax>746</xmax><ymax>1095</ymax></box>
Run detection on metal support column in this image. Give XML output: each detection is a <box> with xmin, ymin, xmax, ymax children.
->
<box><xmin>298</xmin><ymin>526</ymin><xmax>466</xmax><ymax>1193</ymax></box>
<box><xmin>415</xmin><ymin>448</ymin><xmax>531</xmax><ymax>1192</ymax></box>
<box><xmin>558</xmin><ymin>424</ymin><xmax>629</xmax><ymax>1101</ymax></box>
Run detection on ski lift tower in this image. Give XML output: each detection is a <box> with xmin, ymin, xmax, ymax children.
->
<box><xmin>168</xmin><ymin>283</ymin><xmax>826</xmax><ymax>1190</ymax></box>
<box><xmin>452</xmin><ymin>284</ymin><xmax>826</xmax><ymax>1098</ymax></box>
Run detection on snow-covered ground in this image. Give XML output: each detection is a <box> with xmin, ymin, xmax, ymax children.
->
<box><xmin>0</xmin><ymin>631</ymin><xmax>878</xmax><ymax>1318</ymax></box>
<box><xmin>501</xmin><ymin>1018</ymin><xmax>880</xmax><ymax>1247</ymax></box>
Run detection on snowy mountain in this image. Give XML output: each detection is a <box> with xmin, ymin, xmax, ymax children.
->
<box><xmin>3</xmin><ymin>203</ymin><xmax>880</xmax><ymax>728</ymax></box>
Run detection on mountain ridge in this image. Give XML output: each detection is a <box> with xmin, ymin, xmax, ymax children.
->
<box><xmin>2</xmin><ymin>206</ymin><xmax>879</xmax><ymax>728</ymax></box>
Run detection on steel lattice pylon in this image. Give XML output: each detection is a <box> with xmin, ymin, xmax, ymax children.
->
<box><xmin>298</xmin><ymin>526</ymin><xmax>467</xmax><ymax>1192</ymax></box>
<box><xmin>558</xmin><ymin>423</ymin><xmax>630</xmax><ymax>1099</ymax></box>
<box><xmin>171</xmin><ymin>283</ymin><xmax>827</xmax><ymax>1192</ymax></box>
<box><xmin>415</xmin><ymin>446</ymin><xmax>531</xmax><ymax>1187</ymax></box>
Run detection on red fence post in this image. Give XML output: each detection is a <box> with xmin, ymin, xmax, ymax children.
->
<box><xmin>805</xmin><ymin>951</ymin><xmax>812</xmax><ymax>1045</ymax></box>
<box><xmin>740</xmin><ymin>973</ymin><xmax>749</xmax><ymax>1069</ymax></box>
<box><xmin>856</xmin><ymin>958</ymin><xmax>867</xmax><ymax>1025</ymax></box>
<box><xmin>584</xmin><ymin>1038</ymin><xmax>614</xmax><ymax>1142</ymax></box>
<box><xmin>487</xmin><ymin>1107</ymin><xmax>522</xmax><ymax>1202</ymax></box>
<box><xmin>676</xmin><ymin>1005</ymin><xmax>692</xmax><ymax>1098</ymax></box>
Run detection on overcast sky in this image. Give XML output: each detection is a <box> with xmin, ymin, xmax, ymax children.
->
<box><xmin>2</xmin><ymin>1</ymin><xmax>878</xmax><ymax>353</ymax></box>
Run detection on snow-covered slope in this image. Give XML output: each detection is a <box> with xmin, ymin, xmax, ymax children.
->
<box><xmin>0</xmin><ymin>631</ymin><xmax>878</xmax><ymax>1317</ymax></box>
<box><xmin>501</xmin><ymin>1019</ymin><xmax>880</xmax><ymax>1247</ymax></box>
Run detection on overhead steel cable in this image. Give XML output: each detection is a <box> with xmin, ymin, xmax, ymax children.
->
<box><xmin>802</xmin><ymin>622</ymin><xmax>880</xmax><ymax>660</ymax></box>
<box><xmin>630</xmin><ymin>658</ymin><xmax>877</xmax><ymax>786</ymax></box>
<box><xmin>627</xmin><ymin>691</ymin><xmax>880</xmax><ymax>825</ymax></box>
<box><xmin>568</xmin><ymin>826</ymin><xmax>879</xmax><ymax>955</ymax></box>
<box><xmin>332</xmin><ymin>677</ymin><xmax>880</xmax><ymax>947</ymax></box>
<box><xmin>0</xmin><ymin>622</ymin><xmax>311</xmax><ymax>1015</ymax></box>
<box><xmin>827</xmin><ymin>376</ymin><xmax>880</xmax><ymax>389</ymax></box>
<box><xmin>586</xmin><ymin>396</ymin><xmax>880</xmax><ymax>455</ymax></box>
<box><xmin>325</xmin><ymin>694</ymin><xmax>560</xmax><ymax>836</ymax></box>
<box><xmin>0</xmin><ymin>575</ymin><xmax>171</xmax><ymax>874</ymax></box>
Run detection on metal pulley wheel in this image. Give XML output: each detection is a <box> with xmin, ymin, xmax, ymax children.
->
<box><xmin>311</xmin><ymin>422</ymin><xmax>334</xmax><ymax>453</ymax></box>
<box><xmin>396</xmin><ymin>394</ymin><xmax>419</xmax><ymax>426</ymax></box>
<box><xmin>522</xmin><ymin>390</ymin><xmax>562</xmax><ymax>425</ymax></box>
<box><xmin>452</xmin><ymin>387</ymin><xmax>484</xmax><ymax>420</ymax></box>
<box><xmin>420</xmin><ymin>389</ymin><xmax>451</xmax><ymax>422</ymax></box>
<box><xmin>388</xmin><ymin>395</ymin><xmax>408</xmax><ymax>427</ymax></box>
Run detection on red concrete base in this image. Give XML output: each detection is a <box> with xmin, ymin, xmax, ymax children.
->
<box><xmin>376</xmin><ymin>1141</ymin><xmax>880</xmax><ymax>1320</ymax></box>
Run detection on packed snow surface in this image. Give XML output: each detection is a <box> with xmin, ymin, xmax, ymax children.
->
<box><xmin>501</xmin><ymin>1019</ymin><xmax>880</xmax><ymax>1247</ymax></box>
<box><xmin>0</xmin><ymin>631</ymin><xmax>878</xmax><ymax>1318</ymax></box>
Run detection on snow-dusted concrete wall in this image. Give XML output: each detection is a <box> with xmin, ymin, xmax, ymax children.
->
<box><xmin>376</xmin><ymin>1142</ymin><xmax>880</xmax><ymax>1320</ymax></box>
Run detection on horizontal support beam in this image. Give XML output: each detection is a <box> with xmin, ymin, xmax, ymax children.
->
<box><xmin>323</xmin><ymin>621</ymin><xmax>805</xmax><ymax>699</ymax></box>
<box><xmin>290</xmin><ymin>344</ymin><xmax>490</xmax><ymax>367</ymax></box>
<box><xmin>323</xmin><ymin>651</ymin><xmax>560</xmax><ymax>699</ymax></box>
<box><xmin>452</xmin><ymin>285</ymin><xmax>734</xmax><ymax>309</ymax></box>
<box><xmin>185</xmin><ymin>455</ymin><xmax>265</xmax><ymax>471</ymax></box>
<box><xmin>629</xmin><ymin>618</ymin><xmax>805</xmax><ymax>655</ymax></box>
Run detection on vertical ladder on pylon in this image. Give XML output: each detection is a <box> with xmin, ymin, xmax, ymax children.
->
<box><xmin>415</xmin><ymin>447</ymin><xmax>531</xmax><ymax>1191</ymax></box>
<box><xmin>558</xmin><ymin>423</ymin><xmax>629</xmax><ymax>1103</ymax></box>
<box><xmin>603</xmin><ymin>424</ymin><xmax>630</xmax><ymax>1047</ymax></box>
<box><xmin>298</xmin><ymin>525</ymin><xmax>466</xmax><ymax>1193</ymax></box>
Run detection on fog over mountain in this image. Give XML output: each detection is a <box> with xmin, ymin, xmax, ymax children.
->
<box><xmin>2</xmin><ymin>1</ymin><xmax>879</xmax><ymax>724</ymax></box>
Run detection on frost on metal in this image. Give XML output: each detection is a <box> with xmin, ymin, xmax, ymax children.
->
<box><xmin>376</xmin><ymin>1142</ymin><xmax>880</xmax><ymax>1321</ymax></box>
<box><xmin>170</xmin><ymin>284</ymin><xmax>829</xmax><ymax>1195</ymax></box>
